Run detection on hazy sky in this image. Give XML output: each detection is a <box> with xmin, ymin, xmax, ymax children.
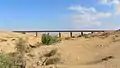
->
<box><xmin>0</xmin><ymin>0</ymin><xmax>120</xmax><ymax>30</ymax></box>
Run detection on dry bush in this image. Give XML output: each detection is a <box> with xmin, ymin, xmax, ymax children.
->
<box><xmin>0</xmin><ymin>52</ymin><xmax>25</xmax><ymax>68</ymax></box>
<box><xmin>0</xmin><ymin>53</ymin><xmax>13</xmax><ymax>68</ymax></box>
<box><xmin>0</xmin><ymin>38</ymin><xmax>31</xmax><ymax>68</ymax></box>
<box><xmin>16</xmin><ymin>38</ymin><xmax>31</xmax><ymax>53</ymax></box>
<box><xmin>15</xmin><ymin>38</ymin><xmax>29</xmax><ymax>68</ymax></box>
<box><xmin>83</xmin><ymin>34</ymin><xmax>91</xmax><ymax>38</ymax></box>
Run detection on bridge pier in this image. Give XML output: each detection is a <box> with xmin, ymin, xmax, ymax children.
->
<box><xmin>81</xmin><ymin>32</ymin><xmax>84</xmax><ymax>36</ymax></box>
<box><xmin>70</xmin><ymin>32</ymin><xmax>73</xmax><ymax>37</ymax></box>
<box><xmin>59</xmin><ymin>32</ymin><xmax>61</xmax><ymax>38</ymax></box>
<box><xmin>47</xmin><ymin>33</ymin><xmax>50</xmax><ymax>35</ymax></box>
<box><xmin>35</xmin><ymin>32</ymin><xmax>38</xmax><ymax>37</ymax></box>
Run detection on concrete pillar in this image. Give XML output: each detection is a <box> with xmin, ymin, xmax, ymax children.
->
<box><xmin>59</xmin><ymin>32</ymin><xmax>61</xmax><ymax>38</ymax></box>
<box><xmin>70</xmin><ymin>32</ymin><xmax>73</xmax><ymax>37</ymax></box>
<box><xmin>47</xmin><ymin>33</ymin><xmax>50</xmax><ymax>35</ymax></box>
<box><xmin>35</xmin><ymin>32</ymin><xmax>38</xmax><ymax>37</ymax></box>
<box><xmin>81</xmin><ymin>32</ymin><xmax>84</xmax><ymax>36</ymax></box>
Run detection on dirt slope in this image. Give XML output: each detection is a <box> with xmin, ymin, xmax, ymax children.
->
<box><xmin>0</xmin><ymin>31</ymin><xmax>120</xmax><ymax>68</ymax></box>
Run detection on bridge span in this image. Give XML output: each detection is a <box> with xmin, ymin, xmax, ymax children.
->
<box><xmin>13</xmin><ymin>30</ymin><xmax>116</xmax><ymax>37</ymax></box>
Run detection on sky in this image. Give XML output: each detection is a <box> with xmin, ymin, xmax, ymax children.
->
<box><xmin>0</xmin><ymin>0</ymin><xmax>120</xmax><ymax>30</ymax></box>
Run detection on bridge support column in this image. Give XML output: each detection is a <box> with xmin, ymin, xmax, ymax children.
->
<box><xmin>81</xmin><ymin>32</ymin><xmax>83</xmax><ymax>36</ymax></box>
<box><xmin>47</xmin><ymin>33</ymin><xmax>50</xmax><ymax>35</ymax></box>
<box><xmin>70</xmin><ymin>32</ymin><xmax>73</xmax><ymax>37</ymax></box>
<box><xmin>35</xmin><ymin>32</ymin><xmax>38</xmax><ymax>37</ymax></box>
<box><xmin>59</xmin><ymin>32</ymin><xmax>61</xmax><ymax>38</ymax></box>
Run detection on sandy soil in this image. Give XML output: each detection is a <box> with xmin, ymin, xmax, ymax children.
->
<box><xmin>0</xmin><ymin>31</ymin><xmax>120</xmax><ymax>68</ymax></box>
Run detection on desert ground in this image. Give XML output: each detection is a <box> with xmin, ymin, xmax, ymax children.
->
<box><xmin>0</xmin><ymin>30</ymin><xmax>120</xmax><ymax>68</ymax></box>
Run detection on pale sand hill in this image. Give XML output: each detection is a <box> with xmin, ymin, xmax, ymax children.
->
<box><xmin>0</xmin><ymin>31</ymin><xmax>42</xmax><ymax>53</ymax></box>
<box><xmin>0</xmin><ymin>31</ymin><xmax>120</xmax><ymax>68</ymax></box>
<box><xmin>26</xmin><ymin>31</ymin><xmax>120</xmax><ymax>68</ymax></box>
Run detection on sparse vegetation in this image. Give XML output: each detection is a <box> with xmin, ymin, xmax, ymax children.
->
<box><xmin>15</xmin><ymin>38</ymin><xmax>28</xmax><ymax>68</ymax></box>
<box><xmin>41</xmin><ymin>34</ymin><xmax>59</xmax><ymax>45</ymax></box>
<box><xmin>0</xmin><ymin>52</ymin><xmax>24</xmax><ymax>68</ymax></box>
<box><xmin>0</xmin><ymin>38</ymin><xmax>29</xmax><ymax>68</ymax></box>
<box><xmin>0</xmin><ymin>53</ymin><xmax>12</xmax><ymax>68</ymax></box>
<box><xmin>16</xmin><ymin>38</ymin><xmax>32</xmax><ymax>54</ymax></box>
<box><xmin>82</xmin><ymin>34</ymin><xmax>91</xmax><ymax>38</ymax></box>
<box><xmin>65</xmin><ymin>37</ymin><xmax>71</xmax><ymax>40</ymax></box>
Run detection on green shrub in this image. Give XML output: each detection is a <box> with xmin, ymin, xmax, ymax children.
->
<box><xmin>41</xmin><ymin>34</ymin><xmax>59</xmax><ymax>45</ymax></box>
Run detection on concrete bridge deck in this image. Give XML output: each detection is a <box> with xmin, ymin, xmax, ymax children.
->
<box><xmin>13</xmin><ymin>30</ymin><xmax>116</xmax><ymax>37</ymax></box>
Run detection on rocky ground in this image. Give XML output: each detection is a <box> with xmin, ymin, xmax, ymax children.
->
<box><xmin>0</xmin><ymin>30</ymin><xmax>120</xmax><ymax>68</ymax></box>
